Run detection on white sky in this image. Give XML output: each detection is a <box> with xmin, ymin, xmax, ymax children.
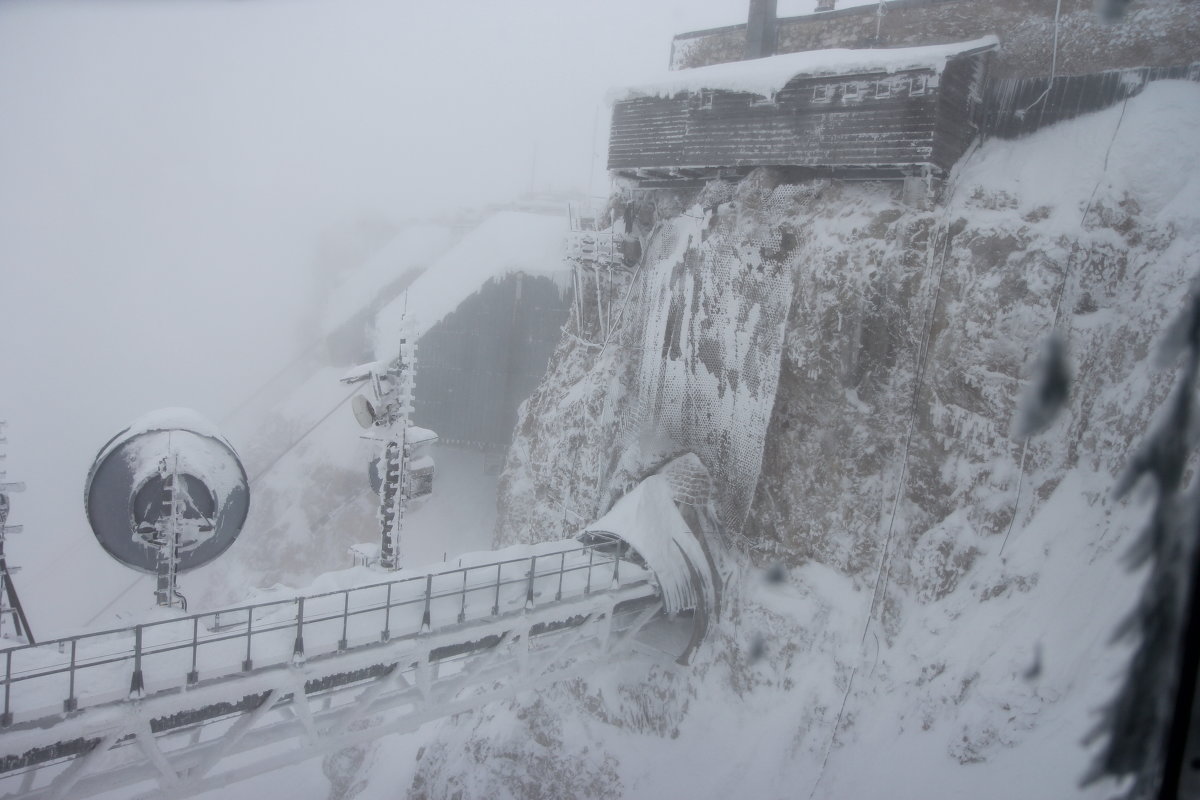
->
<box><xmin>0</xmin><ymin>0</ymin><xmax>802</xmax><ymax>631</ymax></box>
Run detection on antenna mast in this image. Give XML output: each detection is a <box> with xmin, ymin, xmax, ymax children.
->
<box><xmin>377</xmin><ymin>330</ymin><xmax>417</xmax><ymax>570</ymax></box>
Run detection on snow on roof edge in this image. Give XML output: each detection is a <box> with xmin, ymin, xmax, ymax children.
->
<box><xmin>613</xmin><ymin>35</ymin><xmax>999</xmax><ymax>103</ymax></box>
<box><xmin>371</xmin><ymin>210</ymin><xmax>570</xmax><ymax>361</ymax></box>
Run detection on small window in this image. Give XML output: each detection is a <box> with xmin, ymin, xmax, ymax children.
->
<box><xmin>842</xmin><ymin>82</ymin><xmax>861</xmax><ymax>100</ymax></box>
<box><xmin>690</xmin><ymin>89</ymin><xmax>714</xmax><ymax>110</ymax></box>
<box><xmin>875</xmin><ymin>80</ymin><xmax>892</xmax><ymax>99</ymax></box>
<box><xmin>812</xmin><ymin>85</ymin><xmax>830</xmax><ymax>103</ymax></box>
<box><xmin>910</xmin><ymin>76</ymin><xmax>927</xmax><ymax>96</ymax></box>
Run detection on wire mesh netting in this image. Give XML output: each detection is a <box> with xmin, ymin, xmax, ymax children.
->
<box><xmin>617</xmin><ymin>184</ymin><xmax>804</xmax><ymax>534</ymax></box>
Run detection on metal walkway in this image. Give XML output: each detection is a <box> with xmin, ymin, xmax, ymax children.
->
<box><xmin>0</xmin><ymin>540</ymin><xmax>696</xmax><ymax>800</ymax></box>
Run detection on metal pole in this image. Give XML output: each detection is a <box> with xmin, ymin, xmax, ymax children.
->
<box><xmin>458</xmin><ymin>570</ymin><xmax>467</xmax><ymax>624</ymax></box>
<box><xmin>188</xmin><ymin>617</ymin><xmax>199</xmax><ymax>685</ymax></box>
<box><xmin>381</xmin><ymin>584</ymin><xmax>392</xmax><ymax>642</ymax></box>
<box><xmin>585</xmin><ymin>548</ymin><xmax>595</xmax><ymax>595</ymax></box>
<box><xmin>242</xmin><ymin>607</ymin><xmax>253</xmax><ymax>672</ymax></box>
<box><xmin>492</xmin><ymin>563</ymin><xmax>502</xmax><ymax>616</ymax></box>
<box><xmin>339</xmin><ymin>591</ymin><xmax>349</xmax><ymax>651</ymax></box>
<box><xmin>612</xmin><ymin>550</ymin><xmax>621</xmax><ymax>588</ymax></box>
<box><xmin>556</xmin><ymin>552</ymin><xmax>565</xmax><ymax>601</ymax></box>
<box><xmin>130</xmin><ymin>625</ymin><xmax>145</xmax><ymax>697</ymax></box>
<box><xmin>525</xmin><ymin>556</ymin><xmax>537</xmax><ymax>609</ymax></box>
<box><xmin>1</xmin><ymin>649</ymin><xmax>10</xmax><ymax>726</ymax></box>
<box><xmin>64</xmin><ymin>640</ymin><xmax>78</xmax><ymax>712</ymax></box>
<box><xmin>421</xmin><ymin>574</ymin><xmax>432</xmax><ymax>632</ymax></box>
<box><xmin>292</xmin><ymin>597</ymin><xmax>306</xmax><ymax>665</ymax></box>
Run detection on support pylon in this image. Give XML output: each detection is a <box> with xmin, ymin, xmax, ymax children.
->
<box><xmin>0</xmin><ymin>421</ymin><xmax>34</xmax><ymax>645</ymax></box>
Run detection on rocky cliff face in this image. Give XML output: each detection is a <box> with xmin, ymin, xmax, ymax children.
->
<box><xmin>406</xmin><ymin>82</ymin><xmax>1200</xmax><ymax>799</ymax></box>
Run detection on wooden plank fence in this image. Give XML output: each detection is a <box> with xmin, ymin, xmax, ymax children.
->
<box><xmin>981</xmin><ymin>62</ymin><xmax>1200</xmax><ymax>139</ymax></box>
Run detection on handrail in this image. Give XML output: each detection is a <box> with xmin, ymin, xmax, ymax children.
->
<box><xmin>0</xmin><ymin>542</ymin><xmax>643</xmax><ymax>728</ymax></box>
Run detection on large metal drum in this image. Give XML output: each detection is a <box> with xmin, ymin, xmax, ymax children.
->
<box><xmin>84</xmin><ymin>409</ymin><xmax>249</xmax><ymax>573</ymax></box>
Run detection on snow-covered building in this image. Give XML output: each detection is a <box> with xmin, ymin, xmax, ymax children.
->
<box><xmin>670</xmin><ymin>0</ymin><xmax>1199</xmax><ymax>79</ymax></box>
<box><xmin>610</xmin><ymin>0</ymin><xmax>1199</xmax><ymax>186</ymax></box>
<box><xmin>608</xmin><ymin>37</ymin><xmax>996</xmax><ymax>185</ymax></box>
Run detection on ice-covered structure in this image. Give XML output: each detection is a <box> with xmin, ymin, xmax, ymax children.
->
<box><xmin>609</xmin><ymin>37</ymin><xmax>997</xmax><ymax>184</ymax></box>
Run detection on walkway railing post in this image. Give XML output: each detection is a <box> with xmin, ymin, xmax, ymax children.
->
<box><xmin>188</xmin><ymin>617</ymin><xmax>199</xmax><ymax>685</ymax></box>
<box><xmin>458</xmin><ymin>570</ymin><xmax>467</xmax><ymax>624</ymax></box>
<box><xmin>63</xmin><ymin>640</ymin><xmax>78</xmax><ymax>712</ymax></box>
<box><xmin>292</xmin><ymin>596</ymin><xmax>306</xmax><ymax>665</ymax></box>
<box><xmin>242</xmin><ymin>607</ymin><xmax>254</xmax><ymax>672</ymax></box>
<box><xmin>525</xmin><ymin>556</ymin><xmax>537</xmax><ymax>609</ymax></box>
<box><xmin>1</xmin><ymin>649</ymin><xmax>11</xmax><ymax>726</ymax></box>
<box><xmin>338</xmin><ymin>591</ymin><xmax>350</xmax><ymax>651</ymax></box>
<box><xmin>420</xmin><ymin>575</ymin><xmax>432</xmax><ymax>632</ymax></box>
<box><xmin>612</xmin><ymin>550</ymin><xmax>621</xmax><ymax>589</ymax></box>
<box><xmin>585</xmin><ymin>548</ymin><xmax>595</xmax><ymax>595</ymax></box>
<box><xmin>381</xmin><ymin>584</ymin><xmax>392</xmax><ymax>642</ymax></box>
<box><xmin>130</xmin><ymin>625</ymin><xmax>145</xmax><ymax>697</ymax></box>
<box><xmin>556</xmin><ymin>552</ymin><xmax>565</xmax><ymax>601</ymax></box>
<box><xmin>492</xmin><ymin>563</ymin><xmax>501</xmax><ymax>616</ymax></box>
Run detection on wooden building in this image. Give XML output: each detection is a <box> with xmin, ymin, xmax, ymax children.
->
<box><xmin>608</xmin><ymin>37</ymin><xmax>996</xmax><ymax>186</ymax></box>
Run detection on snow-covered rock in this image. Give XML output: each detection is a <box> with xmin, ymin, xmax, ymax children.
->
<box><xmin>403</xmin><ymin>81</ymin><xmax>1200</xmax><ymax>799</ymax></box>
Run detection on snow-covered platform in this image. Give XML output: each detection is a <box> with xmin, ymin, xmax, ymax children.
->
<box><xmin>0</xmin><ymin>477</ymin><xmax>718</xmax><ymax>800</ymax></box>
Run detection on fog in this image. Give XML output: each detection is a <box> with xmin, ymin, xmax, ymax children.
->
<box><xmin>0</xmin><ymin>0</ymin><xmax>764</xmax><ymax>632</ymax></box>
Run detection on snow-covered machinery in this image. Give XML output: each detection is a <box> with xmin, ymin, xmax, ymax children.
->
<box><xmin>84</xmin><ymin>409</ymin><xmax>250</xmax><ymax>611</ymax></box>
<box><xmin>342</xmin><ymin>325</ymin><xmax>437</xmax><ymax>570</ymax></box>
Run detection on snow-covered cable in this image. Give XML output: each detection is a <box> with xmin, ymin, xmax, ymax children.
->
<box><xmin>999</xmin><ymin>442</ymin><xmax>1029</xmax><ymax>556</ymax></box>
<box><xmin>863</xmin><ymin>218</ymin><xmax>954</xmax><ymax>642</ymax></box>
<box><xmin>1017</xmin><ymin>0</ymin><xmax>1063</xmax><ymax>120</ymax></box>
<box><xmin>247</xmin><ymin>384</ymin><xmax>364</xmax><ymax>487</ymax></box>
<box><xmin>808</xmin><ymin>664</ymin><xmax>858</xmax><ymax>799</ymax></box>
<box><xmin>1001</xmin><ymin>97</ymin><xmax>1129</xmax><ymax>557</ymax></box>
<box><xmin>861</xmin><ymin>127</ymin><xmax>986</xmax><ymax>636</ymax></box>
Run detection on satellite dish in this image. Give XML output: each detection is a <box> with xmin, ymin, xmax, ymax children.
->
<box><xmin>84</xmin><ymin>408</ymin><xmax>249</xmax><ymax>576</ymax></box>
<box><xmin>352</xmin><ymin>394</ymin><xmax>378</xmax><ymax>429</ymax></box>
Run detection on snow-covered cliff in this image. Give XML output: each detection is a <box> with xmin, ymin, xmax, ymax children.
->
<box><xmin>403</xmin><ymin>81</ymin><xmax>1200</xmax><ymax>799</ymax></box>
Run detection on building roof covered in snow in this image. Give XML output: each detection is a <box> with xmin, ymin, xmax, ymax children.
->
<box><xmin>613</xmin><ymin>36</ymin><xmax>997</xmax><ymax>102</ymax></box>
<box><xmin>372</xmin><ymin>211</ymin><xmax>570</xmax><ymax>361</ymax></box>
<box><xmin>608</xmin><ymin>37</ymin><xmax>996</xmax><ymax>184</ymax></box>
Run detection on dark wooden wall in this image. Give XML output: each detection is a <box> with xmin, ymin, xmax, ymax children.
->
<box><xmin>413</xmin><ymin>273</ymin><xmax>570</xmax><ymax>449</ymax></box>
<box><xmin>982</xmin><ymin>63</ymin><xmax>1200</xmax><ymax>138</ymax></box>
<box><xmin>932</xmin><ymin>54</ymin><xmax>982</xmax><ymax>171</ymax></box>
<box><xmin>609</xmin><ymin>65</ymin><xmax>965</xmax><ymax>175</ymax></box>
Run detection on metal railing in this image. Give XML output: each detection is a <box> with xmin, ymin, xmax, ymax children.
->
<box><xmin>0</xmin><ymin>543</ymin><xmax>642</xmax><ymax>727</ymax></box>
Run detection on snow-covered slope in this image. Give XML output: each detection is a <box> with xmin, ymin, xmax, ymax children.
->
<box><xmin>397</xmin><ymin>81</ymin><xmax>1200</xmax><ymax>799</ymax></box>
